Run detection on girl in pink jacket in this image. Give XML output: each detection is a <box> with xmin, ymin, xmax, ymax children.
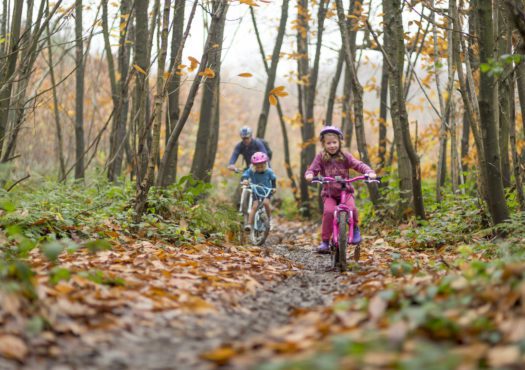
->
<box><xmin>305</xmin><ymin>126</ymin><xmax>377</xmax><ymax>253</ymax></box>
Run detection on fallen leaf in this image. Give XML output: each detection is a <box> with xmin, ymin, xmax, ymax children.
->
<box><xmin>0</xmin><ymin>335</ymin><xmax>28</xmax><ymax>361</ymax></box>
<box><xmin>200</xmin><ymin>346</ymin><xmax>236</xmax><ymax>365</ymax></box>
<box><xmin>487</xmin><ymin>346</ymin><xmax>520</xmax><ymax>367</ymax></box>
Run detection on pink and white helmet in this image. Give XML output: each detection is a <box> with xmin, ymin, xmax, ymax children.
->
<box><xmin>251</xmin><ymin>151</ymin><xmax>269</xmax><ymax>164</ymax></box>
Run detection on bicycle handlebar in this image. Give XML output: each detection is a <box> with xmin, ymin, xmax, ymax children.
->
<box><xmin>241</xmin><ymin>183</ymin><xmax>274</xmax><ymax>198</ymax></box>
<box><xmin>311</xmin><ymin>174</ymin><xmax>381</xmax><ymax>185</ymax></box>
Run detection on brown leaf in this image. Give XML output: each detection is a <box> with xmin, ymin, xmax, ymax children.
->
<box><xmin>268</xmin><ymin>94</ymin><xmax>277</xmax><ymax>106</ymax></box>
<box><xmin>368</xmin><ymin>294</ymin><xmax>387</xmax><ymax>322</ymax></box>
<box><xmin>487</xmin><ymin>346</ymin><xmax>520</xmax><ymax>367</ymax></box>
<box><xmin>0</xmin><ymin>335</ymin><xmax>28</xmax><ymax>361</ymax></box>
<box><xmin>237</xmin><ymin>72</ymin><xmax>253</xmax><ymax>78</ymax></box>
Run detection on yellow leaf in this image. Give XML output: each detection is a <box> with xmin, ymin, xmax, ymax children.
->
<box><xmin>163</xmin><ymin>71</ymin><xmax>171</xmax><ymax>79</ymax></box>
<box><xmin>274</xmin><ymin>91</ymin><xmax>288</xmax><ymax>97</ymax></box>
<box><xmin>133</xmin><ymin>64</ymin><xmax>147</xmax><ymax>75</ymax></box>
<box><xmin>198</xmin><ymin>67</ymin><xmax>216</xmax><ymax>78</ymax></box>
<box><xmin>177</xmin><ymin>64</ymin><xmax>187</xmax><ymax>69</ymax></box>
<box><xmin>239</xmin><ymin>0</ymin><xmax>258</xmax><ymax>6</ymax></box>
<box><xmin>237</xmin><ymin>72</ymin><xmax>253</xmax><ymax>78</ymax></box>
<box><xmin>200</xmin><ymin>346</ymin><xmax>236</xmax><ymax>365</ymax></box>
<box><xmin>270</xmin><ymin>85</ymin><xmax>286</xmax><ymax>94</ymax></box>
<box><xmin>212</xmin><ymin>43</ymin><xmax>220</xmax><ymax>48</ymax></box>
<box><xmin>269</xmin><ymin>94</ymin><xmax>278</xmax><ymax>106</ymax></box>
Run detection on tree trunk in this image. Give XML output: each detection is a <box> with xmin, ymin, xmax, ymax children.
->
<box><xmin>190</xmin><ymin>1</ymin><xmax>229</xmax><ymax>183</ymax></box>
<box><xmin>0</xmin><ymin>0</ymin><xmax>23</xmax><ymax>158</ymax></box>
<box><xmin>325</xmin><ymin>48</ymin><xmax>344</xmax><ymax>125</ymax></box>
<box><xmin>383</xmin><ymin>0</ymin><xmax>425</xmax><ymax>219</ymax></box>
<box><xmin>133</xmin><ymin>0</ymin><xmax>150</xmax><ymax>183</ymax></box>
<box><xmin>250</xmin><ymin>0</ymin><xmax>299</xmax><ymax>202</ymax></box>
<box><xmin>46</xmin><ymin>21</ymin><xmax>66</xmax><ymax>180</ymax></box>
<box><xmin>498</xmin><ymin>3</ymin><xmax>512</xmax><ymax>188</ymax></box>
<box><xmin>134</xmin><ymin>0</ymin><xmax>170</xmax><ymax>222</ymax></box>
<box><xmin>378</xmin><ymin>58</ymin><xmax>388</xmax><ymax>171</ymax></box>
<box><xmin>341</xmin><ymin>65</ymin><xmax>354</xmax><ymax>148</ymax></box>
<box><xmin>336</xmin><ymin>0</ymin><xmax>379</xmax><ymax>205</ymax></box>
<box><xmin>157</xmin><ymin>0</ymin><xmax>228</xmax><ymax>186</ymax></box>
<box><xmin>255</xmin><ymin>0</ymin><xmax>289</xmax><ymax>138</ymax></box>
<box><xmin>478</xmin><ymin>0</ymin><xmax>510</xmax><ymax>224</ymax></box>
<box><xmin>162</xmin><ymin>0</ymin><xmax>186</xmax><ymax>185</ymax></box>
<box><xmin>74</xmin><ymin>0</ymin><xmax>85</xmax><ymax>179</ymax></box>
<box><xmin>106</xmin><ymin>0</ymin><xmax>131</xmax><ymax>182</ymax></box>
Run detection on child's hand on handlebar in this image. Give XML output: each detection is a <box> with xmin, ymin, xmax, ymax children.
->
<box><xmin>228</xmin><ymin>164</ymin><xmax>237</xmax><ymax>171</ymax></box>
<box><xmin>241</xmin><ymin>179</ymin><xmax>249</xmax><ymax>185</ymax></box>
<box><xmin>367</xmin><ymin>172</ymin><xmax>378</xmax><ymax>180</ymax></box>
<box><xmin>305</xmin><ymin>173</ymin><xmax>314</xmax><ymax>182</ymax></box>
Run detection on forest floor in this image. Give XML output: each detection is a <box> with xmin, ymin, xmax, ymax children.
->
<box><xmin>2</xmin><ymin>216</ymin><xmax>525</xmax><ymax>370</ymax></box>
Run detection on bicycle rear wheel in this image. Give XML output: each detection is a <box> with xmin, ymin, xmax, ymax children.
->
<box><xmin>250</xmin><ymin>207</ymin><xmax>270</xmax><ymax>246</ymax></box>
<box><xmin>337</xmin><ymin>212</ymin><xmax>348</xmax><ymax>272</ymax></box>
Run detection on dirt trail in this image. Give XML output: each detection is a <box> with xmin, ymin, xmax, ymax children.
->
<box><xmin>14</xmin><ymin>221</ymin><xmax>361</xmax><ymax>370</ymax></box>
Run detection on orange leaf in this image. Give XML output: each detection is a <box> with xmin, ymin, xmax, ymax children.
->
<box><xmin>274</xmin><ymin>91</ymin><xmax>288</xmax><ymax>97</ymax></box>
<box><xmin>198</xmin><ymin>67</ymin><xmax>216</xmax><ymax>78</ymax></box>
<box><xmin>237</xmin><ymin>72</ymin><xmax>253</xmax><ymax>78</ymax></box>
<box><xmin>188</xmin><ymin>56</ymin><xmax>200</xmax><ymax>64</ymax></box>
<box><xmin>269</xmin><ymin>94</ymin><xmax>277</xmax><ymax>106</ymax></box>
<box><xmin>239</xmin><ymin>0</ymin><xmax>259</xmax><ymax>6</ymax></box>
<box><xmin>133</xmin><ymin>64</ymin><xmax>147</xmax><ymax>75</ymax></box>
<box><xmin>200</xmin><ymin>346</ymin><xmax>236</xmax><ymax>365</ymax></box>
<box><xmin>270</xmin><ymin>85</ymin><xmax>286</xmax><ymax>94</ymax></box>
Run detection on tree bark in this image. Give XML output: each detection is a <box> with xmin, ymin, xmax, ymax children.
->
<box><xmin>108</xmin><ymin>0</ymin><xmax>132</xmax><ymax>182</ymax></box>
<box><xmin>378</xmin><ymin>58</ymin><xmax>388</xmax><ymax>171</ymax></box>
<box><xmin>74</xmin><ymin>0</ymin><xmax>85</xmax><ymax>179</ymax></box>
<box><xmin>46</xmin><ymin>20</ymin><xmax>66</xmax><ymax>180</ymax></box>
<box><xmin>0</xmin><ymin>0</ymin><xmax>23</xmax><ymax>158</ymax></box>
<box><xmin>190</xmin><ymin>1</ymin><xmax>229</xmax><ymax>183</ymax></box>
<box><xmin>162</xmin><ymin>0</ymin><xmax>186</xmax><ymax>185</ymax></box>
<box><xmin>134</xmin><ymin>0</ymin><xmax>171</xmax><ymax>222</ymax></box>
<box><xmin>498</xmin><ymin>3</ymin><xmax>512</xmax><ymax>188</ymax></box>
<box><xmin>383</xmin><ymin>0</ymin><xmax>425</xmax><ymax>219</ymax></box>
<box><xmin>336</xmin><ymin>0</ymin><xmax>379</xmax><ymax>205</ymax></box>
<box><xmin>325</xmin><ymin>48</ymin><xmax>344</xmax><ymax>125</ymax></box>
<box><xmin>133</xmin><ymin>0</ymin><xmax>150</xmax><ymax>183</ymax></box>
<box><xmin>157</xmin><ymin>0</ymin><xmax>228</xmax><ymax>186</ymax></box>
<box><xmin>477</xmin><ymin>0</ymin><xmax>510</xmax><ymax>224</ymax></box>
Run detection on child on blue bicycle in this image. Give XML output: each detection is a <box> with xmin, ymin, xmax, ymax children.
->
<box><xmin>305</xmin><ymin>126</ymin><xmax>377</xmax><ymax>254</ymax></box>
<box><xmin>241</xmin><ymin>152</ymin><xmax>276</xmax><ymax>232</ymax></box>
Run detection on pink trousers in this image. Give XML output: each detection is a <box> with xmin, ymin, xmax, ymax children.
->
<box><xmin>321</xmin><ymin>196</ymin><xmax>357</xmax><ymax>241</ymax></box>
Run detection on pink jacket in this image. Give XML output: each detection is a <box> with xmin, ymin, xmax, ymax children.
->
<box><xmin>305</xmin><ymin>151</ymin><xmax>373</xmax><ymax>198</ymax></box>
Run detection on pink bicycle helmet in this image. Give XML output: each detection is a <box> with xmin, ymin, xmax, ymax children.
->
<box><xmin>320</xmin><ymin>125</ymin><xmax>343</xmax><ymax>140</ymax></box>
<box><xmin>251</xmin><ymin>151</ymin><xmax>269</xmax><ymax>164</ymax></box>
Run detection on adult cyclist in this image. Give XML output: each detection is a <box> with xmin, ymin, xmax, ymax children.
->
<box><xmin>227</xmin><ymin>126</ymin><xmax>270</xmax><ymax>172</ymax></box>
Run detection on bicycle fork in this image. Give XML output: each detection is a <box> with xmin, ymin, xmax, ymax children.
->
<box><xmin>332</xmin><ymin>208</ymin><xmax>354</xmax><ymax>246</ymax></box>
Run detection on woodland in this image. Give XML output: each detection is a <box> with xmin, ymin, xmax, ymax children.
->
<box><xmin>2</xmin><ymin>0</ymin><xmax>525</xmax><ymax>369</ymax></box>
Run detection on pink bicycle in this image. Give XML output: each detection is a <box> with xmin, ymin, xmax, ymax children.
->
<box><xmin>312</xmin><ymin>174</ymin><xmax>380</xmax><ymax>272</ymax></box>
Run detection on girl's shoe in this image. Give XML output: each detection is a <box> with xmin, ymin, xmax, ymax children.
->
<box><xmin>316</xmin><ymin>241</ymin><xmax>330</xmax><ymax>254</ymax></box>
<box><xmin>244</xmin><ymin>224</ymin><xmax>252</xmax><ymax>232</ymax></box>
<box><xmin>351</xmin><ymin>225</ymin><xmax>361</xmax><ymax>244</ymax></box>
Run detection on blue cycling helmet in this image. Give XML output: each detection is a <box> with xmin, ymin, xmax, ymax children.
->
<box><xmin>239</xmin><ymin>126</ymin><xmax>253</xmax><ymax>138</ymax></box>
<box><xmin>320</xmin><ymin>125</ymin><xmax>343</xmax><ymax>140</ymax></box>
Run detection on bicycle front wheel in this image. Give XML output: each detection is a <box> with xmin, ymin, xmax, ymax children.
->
<box><xmin>337</xmin><ymin>212</ymin><xmax>348</xmax><ymax>271</ymax></box>
<box><xmin>250</xmin><ymin>208</ymin><xmax>270</xmax><ymax>246</ymax></box>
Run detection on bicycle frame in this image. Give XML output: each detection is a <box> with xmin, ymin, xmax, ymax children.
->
<box><xmin>239</xmin><ymin>183</ymin><xmax>273</xmax><ymax>245</ymax></box>
<box><xmin>312</xmin><ymin>174</ymin><xmax>380</xmax><ymax>269</ymax></box>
